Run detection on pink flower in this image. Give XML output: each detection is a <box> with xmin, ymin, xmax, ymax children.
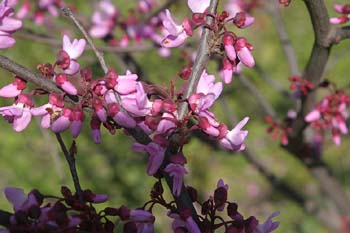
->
<box><xmin>219</xmin><ymin>117</ymin><xmax>249</xmax><ymax>151</ymax></box>
<box><xmin>122</xmin><ymin>82</ymin><xmax>152</xmax><ymax>117</ymax></box>
<box><xmin>216</xmin><ymin>179</ymin><xmax>229</xmax><ymax>211</ymax></box>
<box><xmin>0</xmin><ymin>76</ymin><xmax>26</xmax><ymax>98</ymax></box>
<box><xmin>39</xmin><ymin>0</ymin><xmax>59</xmax><ymax>17</ymax></box>
<box><xmin>0</xmin><ymin>94</ymin><xmax>33</xmax><ymax>132</ymax></box>
<box><xmin>253</xmin><ymin>212</ymin><xmax>280</xmax><ymax>233</ymax></box>
<box><xmin>161</xmin><ymin>9</ymin><xmax>192</xmax><ymax>48</ymax></box>
<box><xmin>187</xmin><ymin>0</ymin><xmax>210</xmax><ymax>13</ymax></box>
<box><xmin>61</xmin><ymin>35</ymin><xmax>86</xmax><ymax>75</ymax></box>
<box><xmin>235</xmin><ymin>37</ymin><xmax>255</xmax><ymax>67</ymax></box>
<box><xmin>31</xmin><ymin>93</ymin><xmax>64</xmax><ymax>129</ymax></box>
<box><xmin>132</xmin><ymin>142</ymin><xmax>165</xmax><ymax>176</ymax></box>
<box><xmin>55</xmin><ymin>73</ymin><xmax>78</xmax><ymax>95</ymax></box>
<box><xmin>70</xmin><ymin>109</ymin><xmax>84</xmax><ymax>138</ymax></box>
<box><xmin>114</xmin><ymin>70</ymin><xmax>138</xmax><ymax>95</ymax></box>
<box><xmin>330</xmin><ymin>4</ymin><xmax>350</xmax><ymax>24</ymax></box>
<box><xmin>164</xmin><ymin>163</ymin><xmax>188</xmax><ymax>196</ymax></box>
<box><xmin>196</xmin><ymin>70</ymin><xmax>223</xmax><ymax>98</ymax></box>
<box><xmin>225</xmin><ymin>0</ymin><xmax>255</xmax><ymax>28</ymax></box>
<box><xmin>107</xmin><ymin>102</ymin><xmax>137</xmax><ymax>128</ymax></box>
<box><xmin>0</xmin><ymin>0</ymin><xmax>22</xmax><ymax>49</ymax></box>
<box><xmin>89</xmin><ymin>0</ymin><xmax>118</xmax><ymax>38</ymax></box>
<box><xmin>90</xmin><ymin>117</ymin><xmax>101</xmax><ymax>144</ymax></box>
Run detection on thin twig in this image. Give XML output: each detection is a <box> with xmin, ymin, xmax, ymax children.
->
<box><xmin>55</xmin><ymin>133</ymin><xmax>83</xmax><ymax>198</ymax></box>
<box><xmin>267</xmin><ymin>0</ymin><xmax>300</xmax><ymax>76</ymax></box>
<box><xmin>62</xmin><ymin>7</ymin><xmax>108</xmax><ymax>73</ymax></box>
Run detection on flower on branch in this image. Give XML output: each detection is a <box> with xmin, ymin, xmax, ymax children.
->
<box><xmin>0</xmin><ymin>0</ymin><xmax>22</xmax><ymax>49</ymax></box>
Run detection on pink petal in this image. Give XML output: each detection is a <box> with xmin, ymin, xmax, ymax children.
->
<box><xmin>304</xmin><ymin>110</ymin><xmax>321</xmax><ymax>122</ymax></box>
<box><xmin>61</xmin><ymin>81</ymin><xmax>78</xmax><ymax>95</ymax></box>
<box><xmin>0</xmin><ymin>35</ymin><xmax>15</xmax><ymax>49</ymax></box>
<box><xmin>71</xmin><ymin>120</ymin><xmax>83</xmax><ymax>138</ymax></box>
<box><xmin>13</xmin><ymin>109</ymin><xmax>31</xmax><ymax>132</ymax></box>
<box><xmin>224</xmin><ymin>44</ymin><xmax>236</xmax><ymax>61</ymax></box>
<box><xmin>51</xmin><ymin>116</ymin><xmax>70</xmax><ymax>133</ymax></box>
<box><xmin>0</xmin><ymin>83</ymin><xmax>21</xmax><ymax>97</ymax></box>
<box><xmin>188</xmin><ymin>0</ymin><xmax>210</xmax><ymax>13</ymax></box>
<box><xmin>113</xmin><ymin>112</ymin><xmax>136</xmax><ymax>128</ymax></box>
<box><xmin>0</xmin><ymin>16</ymin><xmax>22</xmax><ymax>31</ymax></box>
<box><xmin>237</xmin><ymin>47</ymin><xmax>255</xmax><ymax>67</ymax></box>
<box><xmin>64</xmin><ymin>60</ymin><xmax>80</xmax><ymax>75</ymax></box>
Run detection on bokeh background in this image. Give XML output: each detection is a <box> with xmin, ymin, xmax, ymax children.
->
<box><xmin>1</xmin><ymin>0</ymin><xmax>350</xmax><ymax>232</ymax></box>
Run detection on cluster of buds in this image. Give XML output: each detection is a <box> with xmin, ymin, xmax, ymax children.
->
<box><xmin>305</xmin><ymin>91</ymin><xmax>350</xmax><ymax>146</ymax></box>
<box><xmin>0</xmin><ymin>0</ymin><xmax>22</xmax><ymax>49</ymax></box>
<box><xmin>288</xmin><ymin>76</ymin><xmax>314</xmax><ymax>98</ymax></box>
<box><xmin>329</xmin><ymin>4</ymin><xmax>350</xmax><ymax>25</ymax></box>
<box><xmin>265</xmin><ymin>115</ymin><xmax>293</xmax><ymax>146</ymax></box>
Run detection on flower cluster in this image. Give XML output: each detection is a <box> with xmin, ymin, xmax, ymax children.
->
<box><xmin>305</xmin><ymin>91</ymin><xmax>350</xmax><ymax>146</ymax></box>
<box><xmin>265</xmin><ymin>115</ymin><xmax>293</xmax><ymax>146</ymax></box>
<box><xmin>0</xmin><ymin>0</ymin><xmax>22</xmax><ymax>49</ymax></box>
<box><xmin>330</xmin><ymin>4</ymin><xmax>350</xmax><ymax>25</ymax></box>
<box><xmin>288</xmin><ymin>76</ymin><xmax>314</xmax><ymax>98</ymax></box>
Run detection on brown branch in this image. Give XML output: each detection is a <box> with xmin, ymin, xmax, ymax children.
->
<box><xmin>55</xmin><ymin>133</ymin><xmax>83</xmax><ymax>199</ymax></box>
<box><xmin>283</xmin><ymin>0</ymin><xmax>350</xmax><ymax>218</ymax></box>
<box><xmin>335</xmin><ymin>26</ymin><xmax>350</xmax><ymax>42</ymax></box>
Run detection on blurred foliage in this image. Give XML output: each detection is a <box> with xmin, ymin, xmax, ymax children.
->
<box><xmin>0</xmin><ymin>0</ymin><xmax>350</xmax><ymax>232</ymax></box>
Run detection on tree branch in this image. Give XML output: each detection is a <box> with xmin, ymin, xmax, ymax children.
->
<box><xmin>55</xmin><ymin>133</ymin><xmax>83</xmax><ymax>199</ymax></box>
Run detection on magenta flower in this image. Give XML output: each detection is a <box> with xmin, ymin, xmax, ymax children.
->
<box><xmin>0</xmin><ymin>94</ymin><xmax>33</xmax><ymax>132</ymax></box>
<box><xmin>90</xmin><ymin>117</ymin><xmax>102</xmax><ymax>144</ymax></box>
<box><xmin>114</xmin><ymin>70</ymin><xmax>138</xmax><ymax>95</ymax></box>
<box><xmin>39</xmin><ymin>0</ymin><xmax>59</xmax><ymax>17</ymax></box>
<box><xmin>196</xmin><ymin>70</ymin><xmax>223</xmax><ymax>98</ymax></box>
<box><xmin>225</xmin><ymin>0</ymin><xmax>254</xmax><ymax>28</ymax></box>
<box><xmin>133</xmin><ymin>142</ymin><xmax>165</xmax><ymax>176</ymax></box>
<box><xmin>70</xmin><ymin>109</ymin><xmax>84</xmax><ymax>138</ymax></box>
<box><xmin>107</xmin><ymin>102</ymin><xmax>137</xmax><ymax>128</ymax></box>
<box><xmin>0</xmin><ymin>76</ymin><xmax>26</xmax><ymax>98</ymax></box>
<box><xmin>219</xmin><ymin>117</ymin><xmax>249</xmax><ymax>151</ymax></box>
<box><xmin>55</xmin><ymin>73</ymin><xmax>78</xmax><ymax>95</ymax></box>
<box><xmin>164</xmin><ymin>163</ymin><xmax>188</xmax><ymax>196</ymax></box>
<box><xmin>187</xmin><ymin>0</ymin><xmax>209</xmax><ymax>13</ymax></box>
<box><xmin>161</xmin><ymin>9</ymin><xmax>193</xmax><ymax>48</ymax></box>
<box><xmin>235</xmin><ymin>37</ymin><xmax>255</xmax><ymax>68</ymax></box>
<box><xmin>253</xmin><ymin>212</ymin><xmax>280</xmax><ymax>233</ymax></box>
<box><xmin>0</xmin><ymin>0</ymin><xmax>22</xmax><ymax>49</ymax></box>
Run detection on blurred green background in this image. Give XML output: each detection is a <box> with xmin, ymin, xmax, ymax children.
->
<box><xmin>1</xmin><ymin>0</ymin><xmax>350</xmax><ymax>232</ymax></box>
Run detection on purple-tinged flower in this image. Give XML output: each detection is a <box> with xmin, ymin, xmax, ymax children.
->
<box><xmin>253</xmin><ymin>212</ymin><xmax>280</xmax><ymax>233</ymax></box>
<box><xmin>93</xmin><ymin>98</ymin><xmax>107</xmax><ymax>122</ymax></box>
<box><xmin>0</xmin><ymin>76</ymin><xmax>26</xmax><ymax>98</ymax></box>
<box><xmin>70</xmin><ymin>109</ymin><xmax>84</xmax><ymax>138</ymax></box>
<box><xmin>129</xmin><ymin>210</ymin><xmax>155</xmax><ymax>233</ymax></box>
<box><xmin>39</xmin><ymin>0</ymin><xmax>59</xmax><ymax>17</ymax></box>
<box><xmin>188</xmin><ymin>0</ymin><xmax>209</xmax><ymax>13</ymax></box>
<box><xmin>4</xmin><ymin>187</ymin><xmax>38</xmax><ymax>212</ymax></box>
<box><xmin>90</xmin><ymin>117</ymin><xmax>101</xmax><ymax>144</ymax></box>
<box><xmin>89</xmin><ymin>0</ymin><xmax>118</xmax><ymax>38</ymax></box>
<box><xmin>0</xmin><ymin>94</ymin><xmax>33</xmax><ymax>132</ymax></box>
<box><xmin>222</xmin><ymin>34</ymin><xmax>237</xmax><ymax>61</ymax></box>
<box><xmin>51</xmin><ymin>108</ymin><xmax>72</xmax><ymax>133</ymax></box>
<box><xmin>161</xmin><ymin>9</ymin><xmax>193</xmax><ymax>48</ymax></box>
<box><xmin>108</xmin><ymin>102</ymin><xmax>136</xmax><ymax>128</ymax></box>
<box><xmin>216</xmin><ymin>179</ymin><xmax>229</xmax><ymax>211</ymax></box>
<box><xmin>168</xmin><ymin>212</ymin><xmax>201</xmax><ymax>233</ymax></box>
<box><xmin>0</xmin><ymin>0</ymin><xmax>22</xmax><ymax>49</ymax></box>
<box><xmin>164</xmin><ymin>163</ymin><xmax>188</xmax><ymax>196</ymax></box>
<box><xmin>219</xmin><ymin>117</ymin><xmax>249</xmax><ymax>151</ymax></box>
<box><xmin>133</xmin><ymin>142</ymin><xmax>165</xmax><ymax>176</ymax></box>
<box><xmin>138</xmin><ymin>0</ymin><xmax>156</xmax><ymax>13</ymax></box>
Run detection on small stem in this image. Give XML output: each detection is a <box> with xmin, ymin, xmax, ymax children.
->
<box><xmin>55</xmin><ymin>133</ymin><xmax>83</xmax><ymax>199</ymax></box>
<box><xmin>61</xmin><ymin>7</ymin><xmax>108</xmax><ymax>74</ymax></box>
